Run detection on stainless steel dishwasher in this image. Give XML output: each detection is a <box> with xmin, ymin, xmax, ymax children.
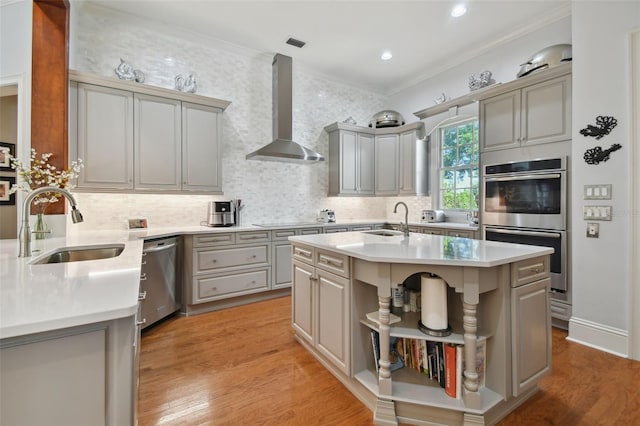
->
<box><xmin>140</xmin><ymin>236</ymin><xmax>181</xmax><ymax>329</ymax></box>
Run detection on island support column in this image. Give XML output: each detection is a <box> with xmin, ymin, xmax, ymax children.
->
<box><xmin>462</xmin><ymin>267</ymin><xmax>481</xmax><ymax>409</ymax></box>
<box><xmin>374</xmin><ymin>280</ymin><xmax>397</xmax><ymax>425</ymax></box>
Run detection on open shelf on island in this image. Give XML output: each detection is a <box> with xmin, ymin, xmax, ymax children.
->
<box><xmin>354</xmin><ymin>369</ymin><xmax>503</xmax><ymax>414</ymax></box>
<box><xmin>361</xmin><ymin>311</ymin><xmax>491</xmax><ymax>344</ymax></box>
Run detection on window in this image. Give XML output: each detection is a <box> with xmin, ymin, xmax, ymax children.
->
<box><xmin>438</xmin><ymin>120</ymin><xmax>479</xmax><ymax>210</ymax></box>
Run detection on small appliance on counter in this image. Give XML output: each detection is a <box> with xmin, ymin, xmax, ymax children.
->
<box><xmin>317</xmin><ymin>209</ymin><xmax>336</xmax><ymax>223</ymax></box>
<box><xmin>422</xmin><ymin>209</ymin><xmax>445</xmax><ymax>223</ymax></box>
<box><xmin>207</xmin><ymin>201</ymin><xmax>235</xmax><ymax>227</ymax></box>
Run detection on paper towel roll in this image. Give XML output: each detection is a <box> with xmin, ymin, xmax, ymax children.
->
<box><xmin>421</xmin><ymin>274</ymin><xmax>448</xmax><ymax>330</ymax></box>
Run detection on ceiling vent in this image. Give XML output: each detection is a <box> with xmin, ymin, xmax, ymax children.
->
<box><xmin>285</xmin><ymin>37</ymin><xmax>306</xmax><ymax>48</ymax></box>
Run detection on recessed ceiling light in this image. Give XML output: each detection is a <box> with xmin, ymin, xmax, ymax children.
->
<box><xmin>381</xmin><ymin>51</ymin><xmax>393</xmax><ymax>61</ymax></box>
<box><xmin>451</xmin><ymin>4</ymin><xmax>467</xmax><ymax>17</ymax></box>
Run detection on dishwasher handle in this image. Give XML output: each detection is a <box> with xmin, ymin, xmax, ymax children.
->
<box><xmin>143</xmin><ymin>242</ymin><xmax>177</xmax><ymax>254</ymax></box>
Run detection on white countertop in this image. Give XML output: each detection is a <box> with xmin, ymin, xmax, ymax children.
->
<box><xmin>0</xmin><ymin>219</ymin><xmax>482</xmax><ymax>340</ymax></box>
<box><xmin>289</xmin><ymin>231</ymin><xmax>552</xmax><ymax>267</ymax></box>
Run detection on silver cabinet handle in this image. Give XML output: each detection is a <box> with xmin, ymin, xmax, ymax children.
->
<box><xmin>294</xmin><ymin>247</ymin><xmax>312</xmax><ymax>257</ymax></box>
<box><xmin>138</xmin><ymin>291</ymin><xmax>147</xmax><ymax>301</ymax></box>
<box><xmin>140</xmin><ymin>273</ymin><xmax>147</xmax><ymax>281</ymax></box>
<box><xmin>319</xmin><ymin>254</ymin><xmax>343</xmax><ymax>268</ymax></box>
<box><xmin>137</xmin><ymin>318</ymin><xmax>146</xmax><ymax>326</ymax></box>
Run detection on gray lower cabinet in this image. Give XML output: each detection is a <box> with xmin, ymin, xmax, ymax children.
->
<box><xmin>510</xmin><ymin>258</ymin><xmax>551</xmax><ymax>397</ymax></box>
<box><xmin>70</xmin><ymin>71</ymin><xmax>229</xmax><ymax>193</ymax></box>
<box><xmin>0</xmin><ymin>317</ymin><xmax>135</xmax><ymax>426</ymax></box>
<box><xmin>292</xmin><ymin>244</ymin><xmax>350</xmax><ymax>375</ymax></box>
<box><xmin>271</xmin><ymin>227</ymin><xmax>321</xmax><ymax>290</ymax></box>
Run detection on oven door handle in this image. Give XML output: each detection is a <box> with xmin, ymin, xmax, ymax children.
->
<box><xmin>484</xmin><ymin>173</ymin><xmax>561</xmax><ymax>182</ymax></box>
<box><xmin>486</xmin><ymin>228</ymin><xmax>561</xmax><ymax>238</ymax></box>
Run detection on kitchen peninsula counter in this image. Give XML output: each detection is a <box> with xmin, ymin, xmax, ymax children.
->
<box><xmin>287</xmin><ymin>231</ymin><xmax>553</xmax><ymax>425</ymax></box>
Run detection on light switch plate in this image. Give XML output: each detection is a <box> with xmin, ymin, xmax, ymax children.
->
<box><xmin>586</xmin><ymin>222</ymin><xmax>599</xmax><ymax>238</ymax></box>
<box><xmin>584</xmin><ymin>184</ymin><xmax>612</xmax><ymax>200</ymax></box>
<box><xmin>583</xmin><ymin>206</ymin><xmax>612</xmax><ymax>221</ymax></box>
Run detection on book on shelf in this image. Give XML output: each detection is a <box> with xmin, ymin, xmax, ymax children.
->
<box><xmin>444</xmin><ymin>343</ymin><xmax>457</xmax><ymax>398</ymax></box>
<box><xmin>455</xmin><ymin>345</ymin><xmax>463</xmax><ymax>400</ymax></box>
<box><xmin>365</xmin><ymin>311</ymin><xmax>401</xmax><ymax>326</ymax></box>
<box><xmin>370</xmin><ymin>331</ymin><xmax>405</xmax><ymax>373</ymax></box>
<box><xmin>437</xmin><ymin>342</ymin><xmax>445</xmax><ymax>388</ymax></box>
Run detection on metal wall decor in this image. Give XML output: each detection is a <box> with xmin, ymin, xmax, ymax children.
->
<box><xmin>434</xmin><ymin>92</ymin><xmax>447</xmax><ymax>104</ymax></box>
<box><xmin>580</xmin><ymin>115</ymin><xmax>622</xmax><ymax>165</ymax></box>
<box><xmin>583</xmin><ymin>144</ymin><xmax>622</xmax><ymax>165</ymax></box>
<box><xmin>579</xmin><ymin>115</ymin><xmax>618</xmax><ymax>140</ymax></box>
<box><xmin>114</xmin><ymin>58</ymin><xmax>145</xmax><ymax>83</ymax></box>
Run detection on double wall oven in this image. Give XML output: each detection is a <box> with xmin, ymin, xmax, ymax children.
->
<box><xmin>483</xmin><ymin>157</ymin><xmax>567</xmax><ymax>294</ymax></box>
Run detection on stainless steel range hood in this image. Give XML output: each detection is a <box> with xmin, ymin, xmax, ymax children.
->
<box><xmin>246</xmin><ymin>54</ymin><xmax>325</xmax><ymax>162</ymax></box>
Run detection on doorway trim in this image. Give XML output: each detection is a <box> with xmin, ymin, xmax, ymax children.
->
<box><xmin>630</xmin><ymin>30</ymin><xmax>640</xmax><ymax>360</ymax></box>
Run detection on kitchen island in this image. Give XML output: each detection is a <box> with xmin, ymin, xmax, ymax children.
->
<box><xmin>288</xmin><ymin>231</ymin><xmax>553</xmax><ymax>425</ymax></box>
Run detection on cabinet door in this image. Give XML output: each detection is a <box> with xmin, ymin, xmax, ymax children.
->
<box><xmin>480</xmin><ymin>90</ymin><xmax>521</xmax><ymax>152</ymax></box>
<box><xmin>182</xmin><ymin>102</ymin><xmax>223</xmax><ymax>192</ymax></box>
<box><xmin>292</xmin><ymin>260</ymin><xmax>315</xmax><ymax>345</ymax></box>
<box><xmin>273</xmin><ymin>241</ymin><xmax>292</xmax><ymax>289</ymax></box>
<box><xmin>521</xmin><ymin>75</ymin><xmax>571</xmax><ymax>147</ymax></box>
<box><xmin>134</xmin><ymin>94</ymin><xmax>182</xmax><ymax>190</ymax></box>
<box><xmin>399</xmin><ymin>131</ymin><xmax>416</xmax><ymax>194</ymax></box>
<box><xmin>339</xmin><ymin>130</ymin><xmax>359</xmax><ymax>194</ymax></box>
<box><xmin>357</xmin><ymin>133</ymin><xmax>375</xmax><ymax>195</ymax></box>
<box><xmin>374</xmin><ymin>134</ymin><xmax>399</xmax><ymax>195</ymax></box>
<box><xmin>511</xmin><ymin>277</ymin><xmax>551</xmax><ymax>396</ymax></box>
<box><xmin>316</xmin><ymin>269</ymin><xmax>350</xmax><ymax>375</ymax></box>
<box><xmin>76</xmin><ymin>83</ymin><xmax>134</xmax><ymax>189</ymax></box>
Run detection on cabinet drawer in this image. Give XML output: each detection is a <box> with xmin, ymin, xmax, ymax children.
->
<box><xmin>299</xmin><ymin>227</ymin><xmax>322</xmax><ymax>235</ymax></box>
<box><xmin>292</xmin><ymin>244</ymin><xmax>314</xmax><ymax>265</ymax></box>
<box><xmin>408</xmin><ymin>226</ymin><xmax>423</xmax><ymax>233</ymax></box>
<box><xmin>324</xmin><ymin>226</ymin><xmax>349</xmax><ymax>233</ymax></box>
<box><xmin>550</xmin><ymin>299</ymin><xmax>572</xmax><ymax>320</ymax></box>
<box><xmin>511</xmin><ymin>256</ymin><xmax>550</xmax><ymax>287</ymax></box>
<box><xmin>196</xmin><ymin>244</ymin><xmax>269</xmax><ymax>272</ymax></box>
<box><xmin>272</xmin><ymin>229</ymin><xmax>296</xmax><ymax>241</ymax></box>
<box><xmin>195</xmin><ymin>268</ymin><xmax>270</xmax><ymax>302</ymax></box>
<box><xmin>194</xmin><ymin>233</ymin><xmax>235</xmax><ymax>247</ymax></box>
<box><xmin>446</xmin><ymin>229</ymin><xmax>474</xmax><ymax>238</ymax></box>
<box><xmin>237</xmin><ymin>230</ymin><xmax>271</xmax><ymax>244</ymax></box>
<box><xmin>422</xmin><ymin>228</ymin><xmax>442</xmax><ymax>235</ymax></box>
<box><xmin>316</xmin><ymin>249</ymin><xmax>350</xmax><ymax>278</ymax></box>
<box><xmin>350</xmin><ymin>225</ymin><xmax>373</xmax><ymax>231</ymax></box>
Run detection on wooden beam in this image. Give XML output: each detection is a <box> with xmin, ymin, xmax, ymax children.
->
<box><xmin>31</xmin><ymin>0</ymin><xmax>69</xmax><ymax>214</ymax></box>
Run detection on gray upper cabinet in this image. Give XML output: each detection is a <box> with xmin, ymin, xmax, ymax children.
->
<box><xmin>75</xmin><ymin>83</ymin><xmax>134</xmax><ymax>190</ymax></box>
<box><xmin>326</xmin><ymin>121</ymin><xmax>427</xmax><ymax>197</ymax></box>
<box><xmin>374</xmin><ymin>134</ymin><xmax>399</xmax><ymax>195</ymax></box>
<box><xmin>182</xmin><ymin>102</ymin><xmax>223</xmax><ymax>192</ymax></box>
<box><xmin>69</xmin><ymin>70</ymin><xmax>230</xmax><ymax>193</ymax></box>
<box><xmin>327</xmin><ymin>126</ymin><xmax>374</xmax><ymax>196</ymax></box>
<box><xmin>480</xmin><ymin>74</ymin><xmax>571</xmax><ymax>152</ymax></box>
<box><xmin>134</xmin><ymin>94</ymin><xmax>182</xmax><ymax>190</ymax></box>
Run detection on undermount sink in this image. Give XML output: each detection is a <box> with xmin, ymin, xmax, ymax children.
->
<box><xmin>31</xmin><ymin>244</ymin><xmax>125</xmax><ymax>265</ymax></box>
<box><xmin>361</xmin><ymin>230</ymin><xmax>404</xmax><ymax>237</ymax></box>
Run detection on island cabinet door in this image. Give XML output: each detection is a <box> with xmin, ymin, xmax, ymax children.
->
<box><xmin>316</xmin><ymin>269</ymin><xmax>350</xmax><ymax>376</ymax></box>
<box><xmin>511</xmin><ymin>277</ymin><xmax>551</xmax><ymax>396</ymax></box>
<box><xmin>292</xmin><ymin>259</ymin><xmax>315</xmax><ymax>345</ymax></box>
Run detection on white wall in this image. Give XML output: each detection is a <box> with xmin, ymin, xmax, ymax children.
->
<box><xmin>69</xmin><ymin>2</ymin><xmax>389</xmax><ymax>229</ymax></box>
<box><xmin>390</xmin><ymin>16</ymin><xmax>571</xmax><ymax>122</ymax></box>
<box><xmin>568</xmin><ymin>1</ymin><xmax>640</xmax><ymax>357</ymax></box>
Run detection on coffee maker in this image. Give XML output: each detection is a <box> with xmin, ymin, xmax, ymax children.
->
<box><xmin>207</xmin><ymin>201</ymin><xmax>235</xmax><ymax>227</ymax></box>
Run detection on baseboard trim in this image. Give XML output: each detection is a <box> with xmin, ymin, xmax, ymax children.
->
<box><xmin>567</xmin><ymin>317</ymin><xmax>628</xmax><ymax>358</ymax></box>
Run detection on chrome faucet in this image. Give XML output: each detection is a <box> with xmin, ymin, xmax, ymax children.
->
<box><xmin>18</xmin><ymin>186</ymin><xmax>84</xmax><ymax>257</ymax></box>
<box><xmin>393</xmin><ymin>201</ymin><xmax>410</xmax><ymax>237</ymax></box>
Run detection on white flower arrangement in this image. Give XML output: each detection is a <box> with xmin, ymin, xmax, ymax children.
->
<box><xmin>9</xmin><ymin>149</ymin><xmax>83</xmax><ymax>209</ymax></box>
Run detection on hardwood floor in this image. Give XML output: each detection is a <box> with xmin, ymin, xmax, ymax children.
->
<box><xmin>139</xmin><ymin>296</ymin><xmax>640</xmax><ymax>426</ymax></box>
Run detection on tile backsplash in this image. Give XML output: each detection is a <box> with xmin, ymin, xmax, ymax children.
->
<box><xmin>68</xmin><ymin>4</ymin><xmax>431</xmax><ymax>231</ymax></box>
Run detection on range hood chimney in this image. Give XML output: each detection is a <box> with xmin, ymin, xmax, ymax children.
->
<box><xmin>246</xmin><ymin>54</ymin><xmax>325</xmax><ymax>162</ymax></box>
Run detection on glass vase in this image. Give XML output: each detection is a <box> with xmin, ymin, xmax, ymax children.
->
<box><xmin>34</xmin><ymin>213</ymin><xmax>48</xmax><ymax>240</ymax></box>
